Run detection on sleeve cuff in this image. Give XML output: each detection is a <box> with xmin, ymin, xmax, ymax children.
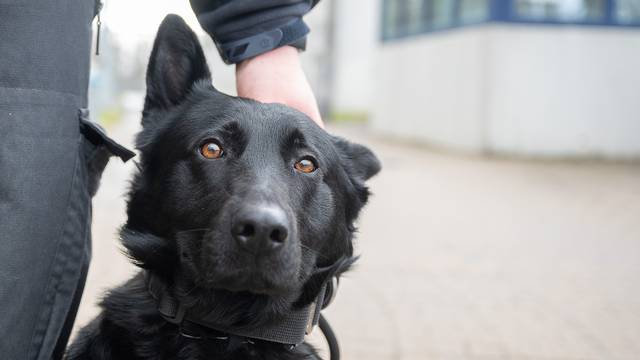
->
<box><xmin>215</xmin><ymin>18</ymin><xmax>310</xmax><ymax>64</ymax></box>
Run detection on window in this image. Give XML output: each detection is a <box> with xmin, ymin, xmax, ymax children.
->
<box><xmin>422</xmin><ymin>0</ymin><xmax>456</xmax><ymax>29</ymax></box>
<box><xmin>616</xmin><ymin>0</ymin><xmax>640</xmax><ymax>23</ymax></box>
<box><xmin>514</xmin><ymin>0</ymin><xmax>606</xmax><ymax>22</ymax></box>
<box><xmin>459</xmin><ymin>0</ymin><xmax>490</xmax><ymax>24</ymax></box>
<box><xmin>381</xmin><ymin>0</ymin><xmax>640</xmax><ymax>41</ymax></box>
<box><xmin>382</xmin><ymin>0</ymin><xmax>403</xmax><ymax>38</ymax></box>
<box><xmin>382</xmin><ymin>0</ymin><xmax>418</xmax><ymax>38</ymax></box>
<box><xmin>383</xmin><ymin>0</ymin><xmax>457</xmax><ymax>38</ymax></box>
<box><xmin>382</xmin><ymin>0</ymin><xmax>480</xmax><ymax>39</ymax></box>
<box><xmin>408</xmin><ymin>0</ymin><xmax>426</xmax><ymax>33</ymax></box>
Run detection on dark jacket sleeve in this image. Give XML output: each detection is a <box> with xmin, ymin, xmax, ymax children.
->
<box><xmin>190</xmin><ymin>0</ymin><xmax>320</xmax><ymax>64</ymax></box>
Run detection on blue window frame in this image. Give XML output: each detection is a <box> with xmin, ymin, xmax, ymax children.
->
<box><xmin>382</xmin><ymin>0</ymin><xmax>640</xmax><ymax>41</ymax></box>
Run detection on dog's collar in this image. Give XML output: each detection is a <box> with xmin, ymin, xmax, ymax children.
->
<box><xmin>145</xmin><ymin>272</ymin><xmax>336</xmax><ymax>347</ymax></box>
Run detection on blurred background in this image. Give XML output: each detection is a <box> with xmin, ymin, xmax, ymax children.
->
<box><xmin>76</xmin><ymin>0</ymin><xmax>640</xmax><ymax>359</ymax></box>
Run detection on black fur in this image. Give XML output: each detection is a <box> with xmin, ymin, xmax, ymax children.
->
<box><xmin>66</xmin><ymin>14</ymin><xmax>380</xmax><ymax>360</ymax></box>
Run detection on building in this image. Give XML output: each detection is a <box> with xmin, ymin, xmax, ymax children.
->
<box><xmin>325</xmin><ymin>0</ymin><xmax>640</xmax><ymax>158</ymax></box>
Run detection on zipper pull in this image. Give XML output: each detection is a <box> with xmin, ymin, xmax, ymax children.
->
<box><xmin>96</xmin><ymin>0</ymin><xmax>103</xmax><ymax>55</ymax></box>
<box><xmin>95</xmin><ymin>11</ymin><xmax>102</xmax><ymax>55</ymax></box>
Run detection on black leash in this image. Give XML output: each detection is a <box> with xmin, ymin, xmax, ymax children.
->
<box><xmin>319</xmin><ymin>314</ymin><xmax>340</xmax><ymax>360</ymax></box>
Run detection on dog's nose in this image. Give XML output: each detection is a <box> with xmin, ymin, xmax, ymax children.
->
<box><xmin>231</xmin><ymin>206</ymin><xmax>289</xmax><ymax>253</ymax></box>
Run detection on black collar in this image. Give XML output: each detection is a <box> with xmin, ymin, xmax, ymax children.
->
<box><xmin>145</xmin><ymin>272</ymin><xmax>334</xmax><ymax>347</ymax></box>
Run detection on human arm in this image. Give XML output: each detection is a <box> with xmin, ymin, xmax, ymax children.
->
<box><xmin>190</xmin><ymin>0</ymin><xmax>324</xmax><ymax>127</ymax></box>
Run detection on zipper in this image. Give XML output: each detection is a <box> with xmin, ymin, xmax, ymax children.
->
<box><xmin>95</xmin><ymin>1</ymin><xmax>103</xmax><ymax>55</ymax></box>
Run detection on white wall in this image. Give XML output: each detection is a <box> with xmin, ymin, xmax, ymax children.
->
<box><xmin>301</xmin><ymin>0</ymin><xmax>334</xmax><ymax>114</ymax></box>
<box><xmin>371</xmin><ymin>24</ymin><xmax>640</xmax><ymax>158</ymax></box>
<box><xmin>485</xmin><ymin>25</ymin><xmax>640</xmax><ymax>158</ymax></box>
<box><xmin>372</xmin><ymin>27</ymin><xmax>490</xmax><ymax>151</ymax></box>
<box><xmin>330</xmin><ymin>0</ymin><xmax>380</xmax><ymax>114</ymax></box>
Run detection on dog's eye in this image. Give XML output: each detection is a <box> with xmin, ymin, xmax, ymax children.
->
<box><xmin>200</xmin><ymin>141</ymin><xmax>224</xmax><ymax>159</ymax></box>
<box><xmin>294</xmin><ymin>157</ymin><xmax>317</xmax><ymax>173</ymax></box>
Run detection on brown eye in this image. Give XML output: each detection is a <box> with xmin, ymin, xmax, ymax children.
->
<box><xmin>294</xmin><ymin>157</ymin><xmax>317</xmax><ymax>173</ymax></box>
<box><xmin>200</xmin><ymin>141</ymin><xmax>223</xmax><ymax>159</ymax></box>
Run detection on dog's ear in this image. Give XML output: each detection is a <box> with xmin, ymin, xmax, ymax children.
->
<box><xmin>332</xmin><ymin>137</ymin><xmax>381</xmax><ymax>182</ymax></box>
<box><xmin>144</xmin><ymin>14</ymin><xmax>211</xmax><ymax>112</ymax></box>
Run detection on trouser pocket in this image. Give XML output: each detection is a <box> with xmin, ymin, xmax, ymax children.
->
<box><xmin>78</xmin><ymin>108</ymin><xmax>135</xmax><ymax>196</ymax></box>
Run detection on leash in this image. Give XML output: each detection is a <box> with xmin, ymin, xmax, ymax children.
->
<box><xmin>319</xmin><ymin>313</ymin><xmax>340</xmax><ymax>360</ymax></box>
<box><xmin>146</xmin><ymin>272</ymin><xmax>341</xmax><ymax>359</ymax></box>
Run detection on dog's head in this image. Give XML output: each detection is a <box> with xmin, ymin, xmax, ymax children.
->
<box><xmin>122</xmin><ymin>15</ymin><xmax>380</xmax><ymax>316</ymax></box>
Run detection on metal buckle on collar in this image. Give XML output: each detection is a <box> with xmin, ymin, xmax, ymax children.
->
<box><xmin>305</xmin><ymin>300</ymin><xmax>318</xmax><ymax>335</ymax></box>
<box><xmin>179</xmin><ymin>321</ymin><xmax>230</xmax><ymax>341</ymax></box>
<box><xmin>179</xmin><ymin>327</ymin><xmax>203</xmax><ymax>340</ymax></box>
<box><xmin>306</xmin><ymin>276</ymin><xmax>338</xmax><ymax>335</ymax></box>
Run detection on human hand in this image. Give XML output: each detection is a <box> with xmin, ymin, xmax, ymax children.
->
<box><xmin>236</xmin><ymin>46</ymin><xmax>324</xmax><ymax>128</ymax></box>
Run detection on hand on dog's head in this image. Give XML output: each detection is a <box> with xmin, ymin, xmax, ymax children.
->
<box><xmin>121</xmin><ymin>14</ymin><xmax>380</xmax><ymax>324</ymax></box>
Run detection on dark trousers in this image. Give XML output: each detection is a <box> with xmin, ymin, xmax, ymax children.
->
<box><xmin>0</xmin><ymin>1</ymin><xmax>125</xmax><ymax>358</ymax></box>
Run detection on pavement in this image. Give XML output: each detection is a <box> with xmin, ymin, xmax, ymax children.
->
<box><xmin>73</xmin><ymin>115</ymin><xmax>640</xmax><ymax>360</ymax></box>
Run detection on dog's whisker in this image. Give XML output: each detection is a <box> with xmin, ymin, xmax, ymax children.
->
<box><xmin>175</xmin><ymin>228</ymin><xmax>211</xmax><ymax>235</ymax></box>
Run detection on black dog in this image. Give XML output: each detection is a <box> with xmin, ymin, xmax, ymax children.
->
<box><xmin>66</xmin><ymin>15</ymin><xmax>379</xmax><ymax>360</ymax></box>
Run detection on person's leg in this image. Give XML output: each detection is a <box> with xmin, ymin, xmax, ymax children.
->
<box><xmin>0</xmin><ymin>1</ymin><xmax>103</xmax><ymax>358</ymax></box>
<box><xmin>52</xmin><ymin>256</ymin><xmax>89</xmax><ymax>359</ymax></box>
